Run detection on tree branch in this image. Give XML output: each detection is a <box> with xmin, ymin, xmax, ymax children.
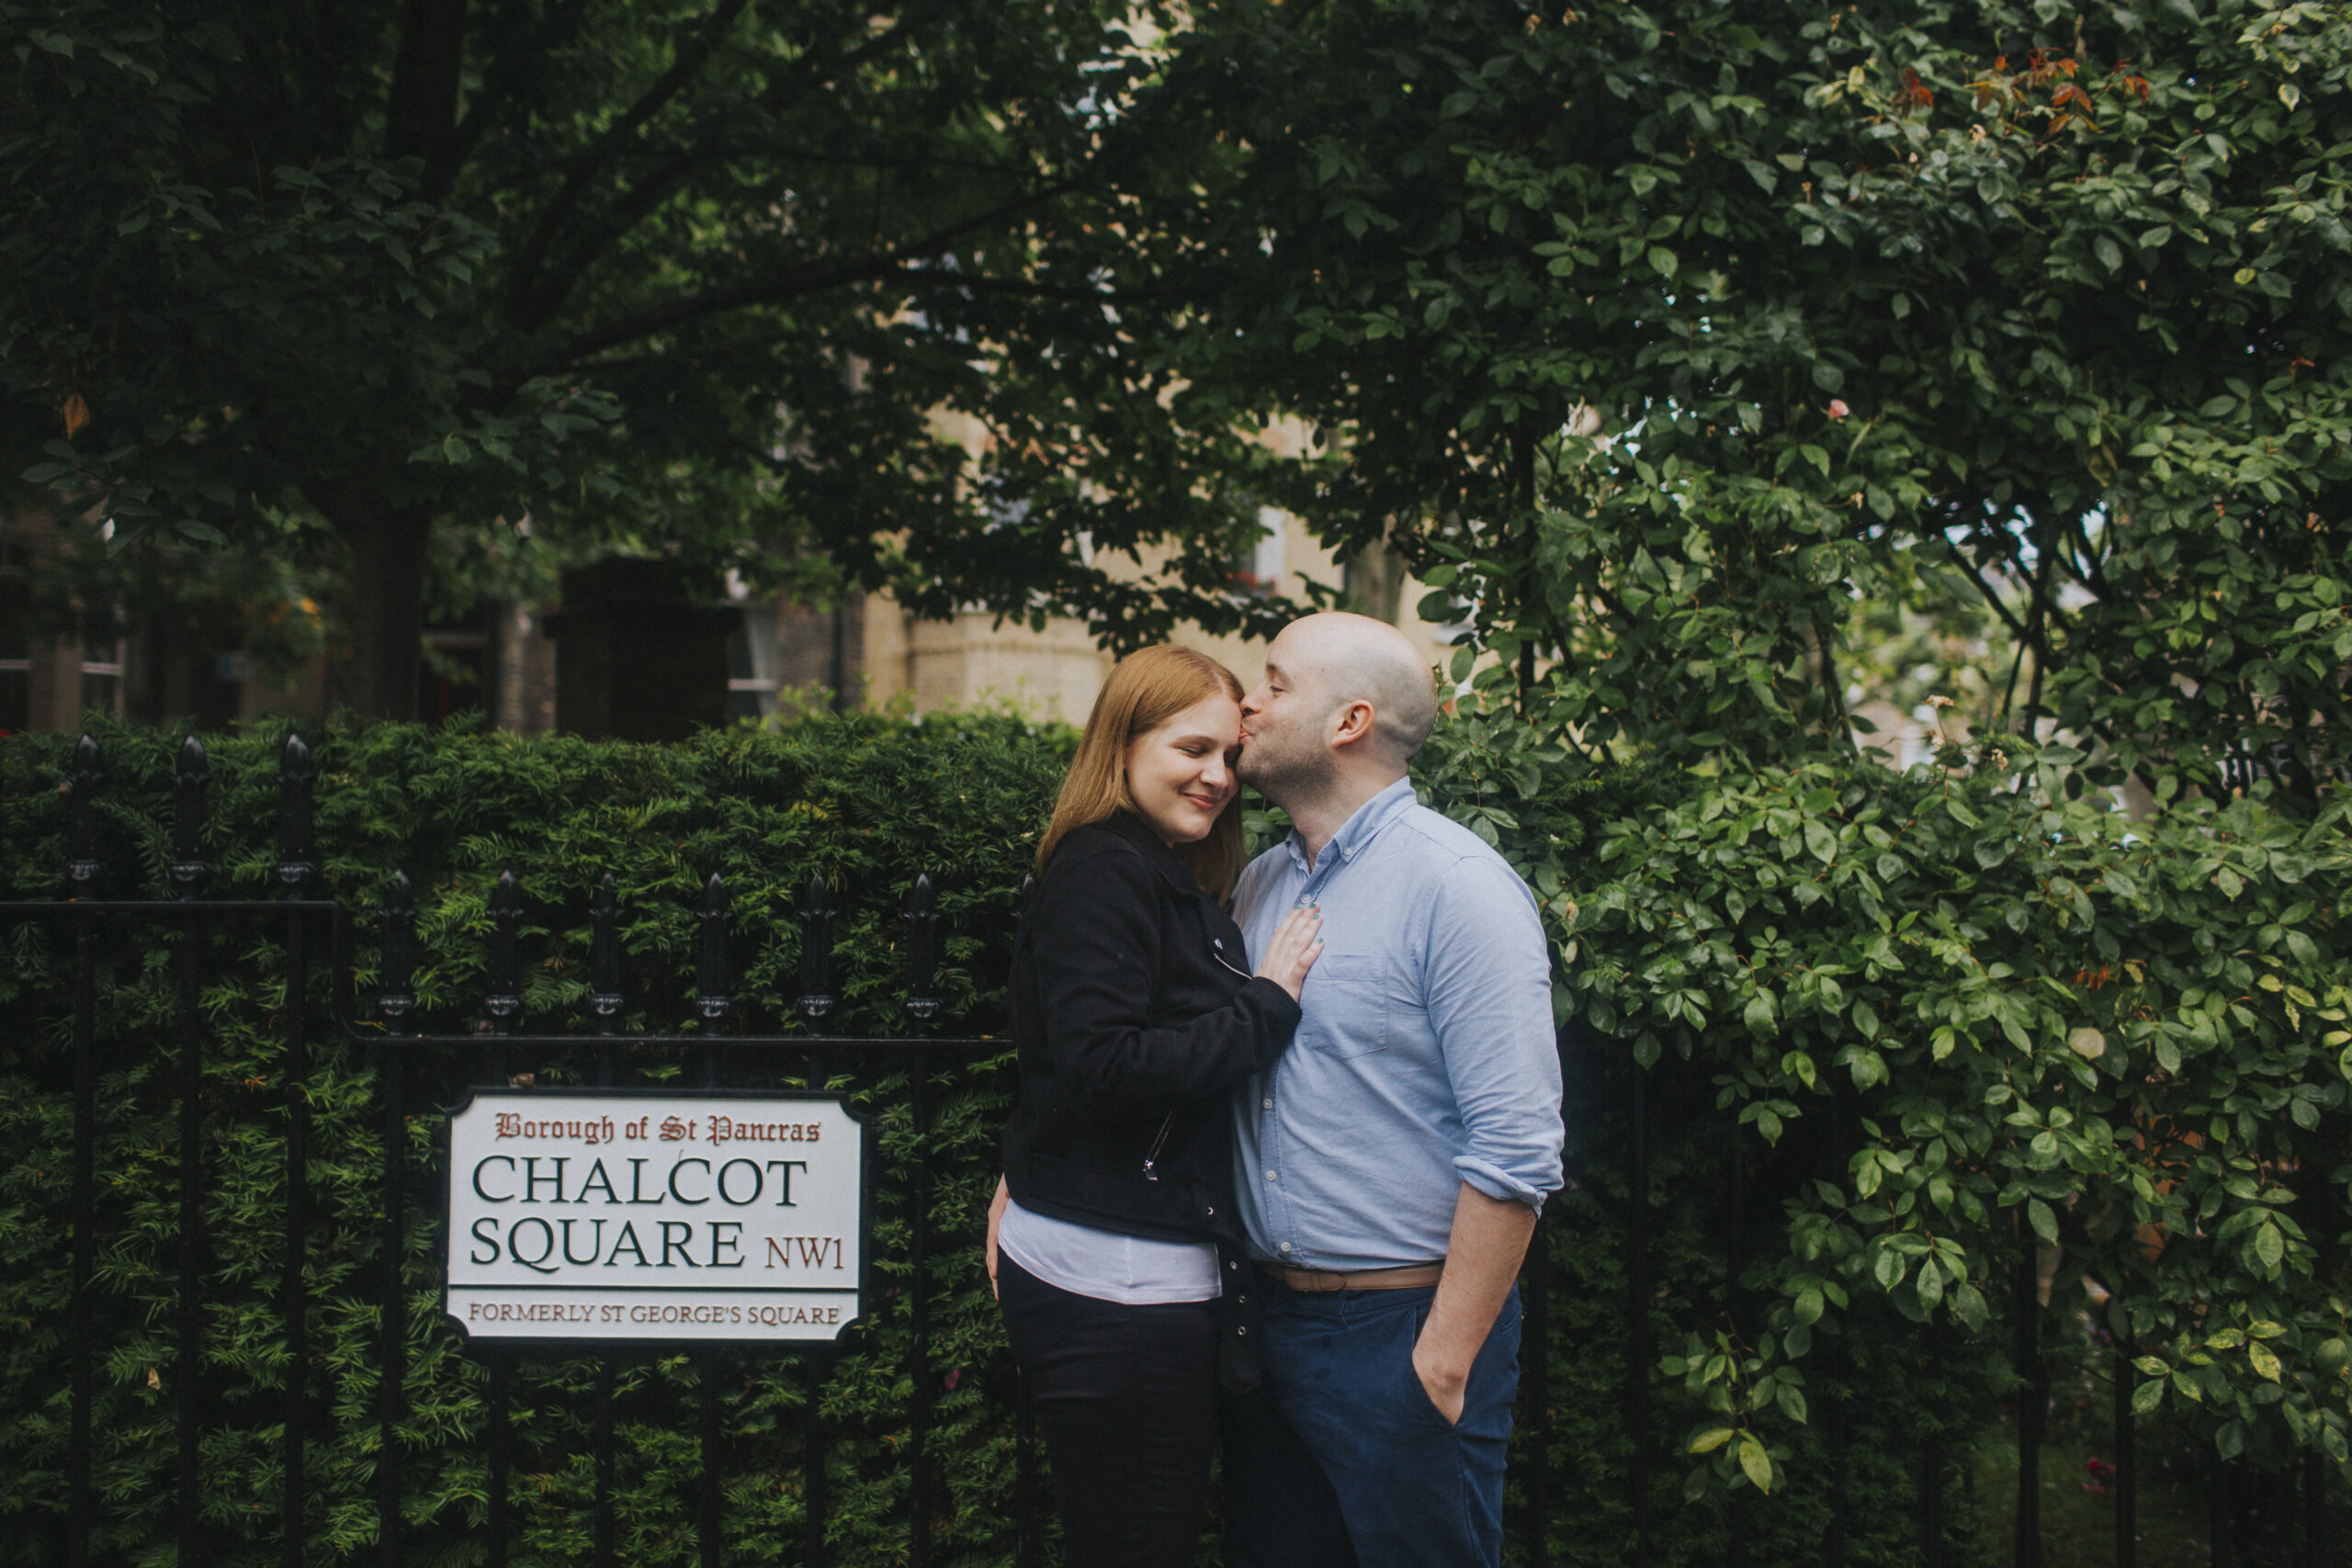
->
<box><xmin>1939</xmin><ymin>527</ymin><xmax>2029</xmax><ymax>638</ymax></box>
<box><xmin>442</xmin><ymin>0</ymin><xmax>595</xmax><ymax>185</ymax></box>
<box><xmin>506</xmin><ymin>0</ymin><xmax>755</xmax><ymax>319</ymax></box>
<box><xmin>543</xmin><ymin>179</ymin><xmax>1084</xmax><ymax>366</ymax></box>
<box><xmin>383</xmin><ymin>0</ymin><xmax>469</xmax><ymax>197</ymax></box>
<box><xmin>881</xmin><ymin>265</ymin><xmax>1133</xmax><ymax>307</ymax></box>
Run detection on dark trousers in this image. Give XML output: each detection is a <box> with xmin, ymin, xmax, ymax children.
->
<box><xmin>1223</xmin><ymin>1280</ymin><xmax>1521</xmax><ymax>1568</ymax></box>
<box><xmin>997</xmin><ymin>1253</ymin><xmax>1220</xmax><ymax>1568</ymax></box>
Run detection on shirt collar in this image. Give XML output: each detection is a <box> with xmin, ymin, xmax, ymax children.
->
<box><xmin>1284</xmin><ymin>775</ymin><xmax>1416</xmax><ymax>872</ymax></box>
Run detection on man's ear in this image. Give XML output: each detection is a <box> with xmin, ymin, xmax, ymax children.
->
<box><xmin>1329</xmin><ymin>699</ymin><xmax>1377</xmax><ymax>750</ymax></box>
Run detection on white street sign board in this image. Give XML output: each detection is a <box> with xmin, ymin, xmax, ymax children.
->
<box><xmin>445</xmin><ymin>1090</ymin><xmax>864</xmax><ymax>1342</ymax></box>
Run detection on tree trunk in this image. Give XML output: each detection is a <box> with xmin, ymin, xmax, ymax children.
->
<box><xmin>321</xmin><ymin>492</ymin><xmax>433</xmax><ymax>722</ymax></box>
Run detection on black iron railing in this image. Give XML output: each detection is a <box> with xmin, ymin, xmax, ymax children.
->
<box><xmin>3</xmin><ymin>731</ymin><xmax>2339</xmax><ymax>1567</ymax></box>
<box><xmin>7</xmin><ymin>733</ymin><xmax>1019</xmax><ymax>1568</ymax></box>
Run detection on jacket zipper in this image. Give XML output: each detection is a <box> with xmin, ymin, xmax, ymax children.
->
<box><xmin>1149</xmin><ymin>940</ymin><xmax>1248</xmax><ymax>1180</ymax></box>
<box><xmin>1142</xmin><ymin>1112</ymin><xmax>1173</xmax><ymax>1181</ymax></box>
<box><xmin>1209</xmin><ymin>938</ymin><xmax>1250</xmax><ymax>981</ymax></box>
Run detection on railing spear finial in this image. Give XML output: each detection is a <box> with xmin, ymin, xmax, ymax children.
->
<box><xmin>797</xmin><ymin>872</ymin><xmax>834</xmax><ymax>1022</ymax></box>
<box><xmin>380</xmin><ymin>872</ymin><xmax>417</xmax><ymax>1032</ymax></box>
<box><xmin>65</xmin><ymin>734</ymin><xmax>104</xmax><ymax>897</ymax></box>
<box><xmin>485</xmin><ymin>871</ymin><xmax>522</xmax><ymax>1031</ymax></box>
<box><xmin>904</xmin><ymin>874</ymin><xmax>940</xmax><ymax>1022</ymax></box>
<box><xmin>590</xmin><ymin>873</ymin><xmax>624</xmax><ymax>1030</ymax></box>
<box><xmin>696</xmin><ymin>872</ymin><xmax>732</xmax><ymax>1023</ymax></box>
<box><xmin>275</xmin><ymin>732</ymin><xmax>315</xmax><ymax>894</ymax></box>
<box><xmin>171</xmin><ymin>737</ymin><xmax>209</xmax><ymax>899</ymax></box>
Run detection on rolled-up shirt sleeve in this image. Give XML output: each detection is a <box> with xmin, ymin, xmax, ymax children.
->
<box><xmin>1420</xmin><ymin>858</ymin><xmax>1565</xmax><ymax>1209</ymax></box>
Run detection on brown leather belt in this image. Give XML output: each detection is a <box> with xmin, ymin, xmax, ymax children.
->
<box><xmin>1264</xmin><ymin>1262</ymin><xmax>1444</xmax><ymax>1292</ymax></box>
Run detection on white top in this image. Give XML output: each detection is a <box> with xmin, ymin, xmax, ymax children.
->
<box><xmin>997</xmin><ymin>1197</ymin><xmax>1221</xmax><ymax>1304</ymax></box>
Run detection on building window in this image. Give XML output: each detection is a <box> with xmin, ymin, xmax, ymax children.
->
<box><xmin>80</xmin><ymin>624</ymin><xmax>125</xmax><ymax>716</ymax></box>
<box><xmin>420</xmin><ymin>618</ymin><xmax>492</xmax><ymax>727</ymax></box>
<box><xmin>728</xmin><ymin>600</ymin><xmax>781</xmax><ymax>722</ymax></box>
<box><xmin>1237</xmin><ymin>506</ymin><xmax>1287</xmax><ymax>595</ymax></box>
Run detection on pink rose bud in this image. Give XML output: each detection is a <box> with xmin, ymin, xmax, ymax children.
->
<box><xmin>1827</xmin><ymin>399</ymin><xmax>1850</xmax><ymax>419</ymax></box>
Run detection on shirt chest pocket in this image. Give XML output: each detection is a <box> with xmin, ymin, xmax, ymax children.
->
<box><xmin>1298</xmin><ymin>953</ymin><xmax>1402</xmax><ymax>1059</ymax></box>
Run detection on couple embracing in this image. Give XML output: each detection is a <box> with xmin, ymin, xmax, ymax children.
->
<box><xmin>987</xmin><ymin>612</ymin><xmax>1565</xmax><ymax>1568</ymax></box>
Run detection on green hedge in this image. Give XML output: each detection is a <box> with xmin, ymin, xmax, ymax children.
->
<box><xmin>2</xmin><ymin>712</ymin><xmax>2345</xmax><ymax>1565</ymax></box>
<box><xmin>0</xmin><ymin>714</ymin><xmax>1064</xmax><ymax>1567</ymax></box>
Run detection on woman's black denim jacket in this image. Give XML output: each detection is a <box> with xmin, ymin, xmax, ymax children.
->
<box><xmin>1001</xmin><ymin>812</ymin><xmax>1300</xmax><ymax>1386</ymax></box>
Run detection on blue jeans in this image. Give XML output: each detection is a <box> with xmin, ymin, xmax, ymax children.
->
<box><xmin>1223</xmin><ymin>1280</ymin><xmax>1521</xmax><ymax>1568</ymax></box>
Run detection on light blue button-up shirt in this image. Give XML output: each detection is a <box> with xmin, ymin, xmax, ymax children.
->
<box><xmin>1231</xmin><ymin>777</ymin><xmax>1565</xmax><ymax>1270</ymax></box>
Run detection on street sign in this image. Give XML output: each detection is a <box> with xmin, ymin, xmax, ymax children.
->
<box><xmin>445</xmin><ymin>1089</ymin><xmax>865</xmax><ymax>1342</ymax></box>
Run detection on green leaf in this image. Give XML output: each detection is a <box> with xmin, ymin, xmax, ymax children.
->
<box><xmin>1689</xmin><ymin>1427</ymin><xmax>1736</xmax><ymax>1454</ymax></box>
<box><xmin>2131</xmin><ymin>1376</ymin><xmax>2165</xmax><ymax>1415</ymax></box>
<box><xmin>1738</xmin><ymin>1435</ymin><xmax>1773</xmax><ymax>1494</ymax></box>
<box><xmin>1647</xmin><ymin>246</ymin><xmax>1679</xmax><ymax>278</ymax></box>
<box><xmin>2028</xmin><ymin>1200</ymin><xmax>2058</xmax><ymax>1246</ymax></box>
<box><xmin>2254</xmin><ymin>1224</ymin><xmax>2284</xmax><ymax>1271</ymax></box>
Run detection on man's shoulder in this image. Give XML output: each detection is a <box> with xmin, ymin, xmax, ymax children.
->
<box><xmin>1383</xmin><ymin>803</ymin><xmax>1539</xmax><ymax>911</ymax></box>
<box><xmin>1387</xmin><ymin>801</ymin><xmax>1513</xmax><ymax>868</ymax></box>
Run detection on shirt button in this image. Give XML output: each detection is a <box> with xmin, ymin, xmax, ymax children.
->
<box><xmin>1264</xmin><ymin>1170</ymin><xmax>1276</xmax><ymax>1181</ymax></box>
<box><xmin>1279</xmin><ymin>1242</ymin><xmax>1293</xmax><ymax>1254</ymax></box>
<box><xmin>1261</xmin><ymin>1098</ymin><xmax>1273</xmax><ymax>1110</ymax></box>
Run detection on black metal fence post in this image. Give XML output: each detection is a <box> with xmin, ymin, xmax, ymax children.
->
<box><xmin>484</xmin><ymin>869</ymin><xmax>521</xmax><ymax>1568</ymax></box>
<box><xmin>799</xmin><ymin>872</ymin><xmax>835</xmax><ymax>1568</ymax></box>
<box><xmin>65</xmin><ymin>734</ymin><xmax>103</xmax><ymax>1568</ymax></box>
<box><xmin>1727</xmin><ymin>1131</ymin><xmax>1748</xmax><ymax>1568</ymax></box>
<box><xmin>1626</xmin><ymin>1059</ymin><xmax>1650</xmax><ymax>1568</ymax></box>
<box><xmin>2304</xmin><ymin>1445</ymin><xmax>2325</xmax><ymax>1568</ymax></box>
<box><xmin>1923</xmin><ymin>1314</ymin><xmax>1948</xmax><ymax>1568</ymax></box>
<box><xmin>2115</xmin><ymin>1350</ymin><xmax>2137</xmax><ymax>1568</ymax></box>
<box><xmin>173</xmin><ymin>737</ymin><xmax>209</xmax><ymax>1568</ymax></box>
<box><xmin>379</xmin><ymin>871</ymin><xmax>417</xmax><ymax>1568</ymax></box>
<box><xmin>904</xmin><ymin>874</ymin><xmax>942</xmax><ymax>1568</ymax></box>
<box><xmin>2211</xmin><ymin>1450</ymin><xmax>2232</xmax><ymax>1568</ymax></box>
<box><xmin>2014</xmin><ymin>1226</ymin><xmax>2044</xmax><ymax>1568</ymax></box>
<box><xmin>1011</xmin><ymin>872</ymin><xmax>1037</xmax><ymax>1568</ymax></box>
<box><xmin>277</xmin><ymin>733</ymin><xmax>316</xmax><ymax>1568</ymax></box>
<box><xmin>696</xmin><ymin>871</ymin><xmax>732</xmax><ymax>1568</ymax></box>
<box><xmin>591</xmin><ymin>871</ymin><xmax>622</xmax><ymax>1568</ymax></box>
<box><xmin>1523</xmin><ymin>1202</ymin><xmax>1550</xmax><ymax>1568</ymax></box>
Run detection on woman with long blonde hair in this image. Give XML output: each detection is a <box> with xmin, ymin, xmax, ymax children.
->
<box><xmin>988</xmin><ymin>644</ymin><xmax>1323</xmax><ymax>1567</ymax></box>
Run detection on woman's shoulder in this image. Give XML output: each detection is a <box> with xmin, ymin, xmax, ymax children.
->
<box><xmin>1033</xmin><ymin>820</ymin><xmax>1161</xmax><ymax>913</ymax></box>
<box><xmin>1046</xmin><ymin>818</ymin><xmax>1158</xmax><ymax>874</ymax></box>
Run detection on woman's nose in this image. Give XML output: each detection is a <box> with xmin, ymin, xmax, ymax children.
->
<box><xmin>1201</xmin><ymin>753</ymin><xmax>1230</xmax><ymax>788</ymax></box>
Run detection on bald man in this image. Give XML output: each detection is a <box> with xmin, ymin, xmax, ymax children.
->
<box><xmin>1223</xmin><ymin>614</ymin><xmax>1564</xmax><ymax>1568</ymax></box>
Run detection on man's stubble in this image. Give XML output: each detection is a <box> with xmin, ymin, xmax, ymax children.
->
<box><xmin>1237</xmin><ymin>724</ymin><xmax>1340</xmax><ymax>814</ymax></box>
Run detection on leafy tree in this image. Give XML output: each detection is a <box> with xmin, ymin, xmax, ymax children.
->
<box><xmin>1159</xmin><ymin>0</ymin><xmax>2352</xmax><ymax>796</ymax></box>
<box><xmin>1137</xmin><ymin>0</ymin><xmax>2352</xmax><ymax>1496</ymax></box>
<box><xmin>2</xmin><ymin>0</ymin><xmax>1295</xmax><ymax>717</ymax></box>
